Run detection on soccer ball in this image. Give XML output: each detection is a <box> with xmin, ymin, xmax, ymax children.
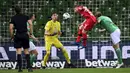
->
<box><xmin>63</xmin><ymin>12</ymin><xmax>71</xmax><ymax>19</ymax></box>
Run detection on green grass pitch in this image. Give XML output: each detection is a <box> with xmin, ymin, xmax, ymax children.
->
<box><xmin>0</xmin><ymin>68</ymin><xmax>130</xmax><ymax>73</ymax></box>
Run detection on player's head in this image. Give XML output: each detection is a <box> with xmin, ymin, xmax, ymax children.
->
<box><xmin>29</xmin><ymin>14</ymin><xmax>36</xmax><ymax>20</ymax></box>
<box><xmin>74</xmin><ymin>5</ymin><xmax>84</xmax><ymax>13</ymax></box>
<box><xmin>14</xmin><ymin>6</ymin><xmax>21</xmax><ymax>14</ymax></box>
<box><xmin>95</xmin><ymin>11</ymin><xmax>102</xmax><ymax>17</ymax></box>
<box><xmin>51</xmin><ymin>13</ymin><xmax>58</xmax><ymax>21</ymax></box>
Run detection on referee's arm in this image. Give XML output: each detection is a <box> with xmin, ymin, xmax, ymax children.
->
<box><xmin>9</xmin><ymin>18</ymin><xmax>14</xmax><ymax>40</ymax></box>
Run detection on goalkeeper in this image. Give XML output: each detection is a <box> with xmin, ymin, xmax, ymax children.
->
<box><xmin>41</xmin><ymin>13</ymin><xmax>74</xmax><ymax>68</ymax></box>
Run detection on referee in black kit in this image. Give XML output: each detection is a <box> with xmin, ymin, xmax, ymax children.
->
<box><xmin>9</xmin><ymin>6</ymin><xmax>33</xmax><ymax>72</ymax></box>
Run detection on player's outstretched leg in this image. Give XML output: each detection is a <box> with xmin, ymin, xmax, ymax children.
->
<box><xmin>78</xmin><ymin>29</ymin><xmax>87</xmax><ymax>49</ymax></box>
<box><xmin>76</xmin><ymin>29</ymin><xmax>82</xmax><ymax>43</ymax></box>
<box><xmin>81</xmin><ymin>32</ymin><xmax>87</xmax><ymax>48</ymax></box>
<box><xmin>16</xmin><ymin>48</ymin><xmax>23</xmax><ymax>72</ymax></box>
<box><xmin>24</xmin><ymin>49</ymin><xmax>33</xmax><ymax>72</ymax></box>
<box><xmin>60</xmin><ymin>47</ymin><xmax>76</xmax><ymax>68</ymax></box>
<box><xmin>41</xmin><ymin>50</ymin><xmax>50</xmax><ymax>69</ymax></box>
<box><xmin>113</xmin><ymin>44</ymin><xmax>123</xmax><ymax>68</ymax></box>
<box><xmin>71</xmin><ymin>29</ymin><xmax>82</xmax><ymax>48</ymax></box>
<box><xmin>30</xmin><ymin>50</ymin><xmax>38</xmax><ymax>68</ymax></box>
<box><xmin>17</xmin><ymin>54</ymin><xmax>22</xmax><ymax>72</ymax></box>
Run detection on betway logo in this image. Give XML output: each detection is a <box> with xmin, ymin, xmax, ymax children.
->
<box><xmin>0</xmin><ymin>62</ymin><xmax>17</xmax><ymax>69</ymax></box>
<box><xmin>32</xmin><ymin>61</ymin><xmax>65</xmax><ymax>68</ymax></box>
<box><xmin>85</xmin><ymin>59</ymin><xmax>118</xmax><ymax>67</ymax></box>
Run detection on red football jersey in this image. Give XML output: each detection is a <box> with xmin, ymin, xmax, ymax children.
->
<box><xmin>75</xmin><ymin>6</ymin><xmax>96</xmax><ymax>22</ymax></box>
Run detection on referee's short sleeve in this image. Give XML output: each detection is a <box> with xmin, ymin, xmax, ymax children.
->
<box><xmin>45</xmin><ymin>21</ymin><xmax>51</xmax><ymax>31</ymax></box>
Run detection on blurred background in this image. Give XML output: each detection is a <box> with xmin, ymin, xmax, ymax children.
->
<box><xmin>0</xmin><ymin>0</ymin><xmax>130</xmax><ymax>43</ymax></box>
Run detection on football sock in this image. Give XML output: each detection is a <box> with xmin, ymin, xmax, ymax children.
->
<box><xmin>42</xmin><ymin>52</ymin><xmax>50</xmax><ymax>66</ymax></box>
<box><xmin>76</xmin><ymin>29</ymin><xmax>82</xmax><ymax>43</ymax></box>
<box><xmin>115</xmin><ymin>48</ymin><xmax>123</xmax><ymax>64</ymax></box>
<box><xmin>17</xmin><ymin>54</ymin><xmax>22</xmax><ymax>70</ymax></box>
<box><xmin>30</xmin><ymin>54</ymin><xmax>36</xmax><ymax>66</ymax></box>
<box><xmin>82</xmin><ymin>33</ymin><xmax>87</xmax><ymax>47</ymax></box>
<box><xmin>25</xmin><ymin>54</ymin><xmax>31</xmax><ymax>68</ymax></box>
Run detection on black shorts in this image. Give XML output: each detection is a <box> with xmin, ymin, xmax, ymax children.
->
<box><xmin>14</xmin><ymin>33</ymin><xmax>29</xmax><ymax>49</ymax></box>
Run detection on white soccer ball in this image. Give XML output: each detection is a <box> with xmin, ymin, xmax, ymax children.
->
<box><xmin>63</xmin><ymin>12</ymin><xmax>71</xmax><ymax>19</ymax></box>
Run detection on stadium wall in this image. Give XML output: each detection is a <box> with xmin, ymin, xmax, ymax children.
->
<box><xmin>0</xmin><ymin>41</ymin><xmax>130</xmax><ymax>69</ymax></box>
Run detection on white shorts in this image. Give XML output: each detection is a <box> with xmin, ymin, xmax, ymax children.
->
<box><xmin>29</xmin><ymin>41</ymin><xmax>36</xmax><ymax>51</ymax></box>
<box><xmin>110</xmin><ymin>29</ymin><xmax>121</xmax><ymax>45</ymax></box>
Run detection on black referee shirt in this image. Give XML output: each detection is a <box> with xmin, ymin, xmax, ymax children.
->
<box><xmin>10</xmin><ymin>14</ymin><xmax>29</xmax><ymax>33</ymax></box>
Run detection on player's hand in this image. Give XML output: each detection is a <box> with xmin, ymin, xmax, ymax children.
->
<box><xmin>34</xmin><ymin>38</ymin><xmax>40</xmax><ymax>43</ymax></box>
<box><xmin>74</xmin><ymin>7</ymin><xmax>78</xmax><ymax>12</ymax></box>
<box><xmin>58</xmin><ymin>31</ymin><xmax>62</xmax><ymax>35</ymax></box>
<box><xmin>10</xmin><ymin>35</ymin><xmax>14</xmax><ymax>41</ymax></box>
<box><xmin>79</xmin><ymin>24</ymin><xmax>83</xmax><ymax>30</ymax></box>
<box><xmin>78</xmin><ymin>24</ymin><xmax>81</xmax><ymax>27</ymax></box>
<box><xmin>82</xmin><ymin>29</ymin><xmax>87</xmax><ymax>34</ymax></box>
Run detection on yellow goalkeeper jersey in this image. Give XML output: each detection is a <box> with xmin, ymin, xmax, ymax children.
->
<box><xmin>44</xmin><ymin>20</ymin><xmax>61</xmax><ymax>40</ymax></box>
